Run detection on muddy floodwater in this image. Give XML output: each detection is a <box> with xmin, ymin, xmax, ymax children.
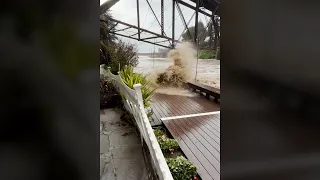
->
<box><xmin>134</xmin><ymin>56</ymin><xmax>220</xmax><ymax>89</ymax></box>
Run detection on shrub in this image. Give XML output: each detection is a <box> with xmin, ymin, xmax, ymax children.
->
<box><xmin>119</xmin><ymin>66</ymin><xmax>156</xmax><ymax>108</ymax></box>
<box><xmin>158</xmin><ymin>138</ymin><xmax>179</xmax><ymax>153</ymax></box>
<box><xmin>153</xmin><ymin>129</ymin><xmax>165</xmax><ymax>137</ymax></box>
<box><xmin>166</xmin><ymin>156</ymin><xmax>197</xmax><ymax>180</ymax></box>
<box><xmin>101</xmin><ymin>41</ymin><xmax>138</xmax><ymax>74</ymax></box>
<box><xmin>153</xmin><ymin>129</ymin><xmax>179</xmax><ymax>153</ymax></box>
<box><xmin>199</xmin><ymin>50</ymin><xmax>216</xmax><ymax>59</ymax></box>
<box><xmin>100</xmin><ymin>77</ymin><xmax>121</xmax><ymax>109</ymax></box>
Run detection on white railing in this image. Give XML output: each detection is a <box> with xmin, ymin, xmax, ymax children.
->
<box><xmin>102</xmin><ymin>66</ymin><xmax>173</xmax><ymax>180</ymax></box>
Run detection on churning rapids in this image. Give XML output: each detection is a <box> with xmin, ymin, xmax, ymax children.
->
<box><xmin>135</xmin><ymin>57</ymin><xmax>220</xmax><ymax>89</ymax></box>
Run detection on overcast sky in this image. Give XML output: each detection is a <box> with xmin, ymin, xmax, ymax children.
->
<box><xmin>100</xmin><ymin>0</ymin><xmax>211</xmax><ymax>52</ymax></box>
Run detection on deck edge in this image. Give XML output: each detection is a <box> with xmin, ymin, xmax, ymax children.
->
<box><xmin>161</xmin><ymin>111</ymin><xmax>220</xmax><ymax>121</ymax></box>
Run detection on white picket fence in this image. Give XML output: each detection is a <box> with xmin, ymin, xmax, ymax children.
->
<box><xmin>101</xmin><ymin>65</ymin><xmax>173</xmax><ymax>180</ymax></box>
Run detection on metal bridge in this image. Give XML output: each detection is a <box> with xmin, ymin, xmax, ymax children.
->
<box><xmin>100</xmin><ymin>0</ymin><xmax>220</xmax><ymax>50</ymax></box>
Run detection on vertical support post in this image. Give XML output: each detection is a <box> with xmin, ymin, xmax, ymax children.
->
<box><xmin>194</xmin><ymin>0</ymin><xmax>199</xmax><ymax>45</ymax></box>
<box><xmin>195</xmin><ymin>44</ymin><xmax>199</xmax><ymax>82</ymax></box>
<box><xmin>161</xmin><ymin>0</ymin><xmax>164</xmax><ymax>36</ymax></box>
<box><xmin>194</xmin><ymin>0</ymin><xmax>199</xmax><ymax>82</ymax></box>
<box><xmin>136</xmin><ymin>0</ymin><xmax>141</xmax><ymax>40</ymax></box>
<box><xmin>172</xmin><ymin>0</ymin><xmax>176</xmax><ymax>48</ymax></box>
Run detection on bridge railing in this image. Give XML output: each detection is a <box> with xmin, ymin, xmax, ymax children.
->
<box><xmin>102</xmin><ymin>66</ymin><xmax>173</xmax><ymax>180</ymax></box>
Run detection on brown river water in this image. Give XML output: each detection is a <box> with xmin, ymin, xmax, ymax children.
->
<box><xmin>134</xmin><ymin>56</ymin><xmax>220</xmax><ymax>89</ymax></box>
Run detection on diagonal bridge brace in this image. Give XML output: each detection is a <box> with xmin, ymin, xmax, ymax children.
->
<box><xmin>102</xmin><ymin>18</ymin><xmax>180</xmax><ymax>49</ymax></box>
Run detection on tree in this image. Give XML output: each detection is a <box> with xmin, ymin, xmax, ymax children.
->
<box><xmin>211</xmin><ymin>16</ymin><xmax>220</xmax><ymax>51</ymax></box>
<box><xmin>100</xmin><ymin>11</ymin><xmax>117</xmax><ymax>45</ymax></box>
<box><xmin>182</xmin><ymin>22</ymin><xmax>207</xmax><ymax>43</ymax></box>
<box><xmin>101</xmin><ymin>41</ymin><xmax>138</xmax><ymax>74</ymax></box>
<box><xmin>181</xmin><ymin>17</ymin><xmax>220</xmax><ymax>51</ymax></box>
<box><xmin>100</xmin><ymin>11</ymin><xmax>117</xmax><ymax>65</ymax></box>
<box><xmin>181</xmin><ymin>22</ymin><xmax>210</xmax><ymax>48</ymax></box>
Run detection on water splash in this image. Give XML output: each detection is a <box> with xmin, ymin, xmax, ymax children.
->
<box><xmin>156</xmin><ymin>42</ymin><xmax>197</xmax><ymax>87</ymax></box>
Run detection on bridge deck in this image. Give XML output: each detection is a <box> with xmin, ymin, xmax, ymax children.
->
<box><xmin>150</xmin><ymin>93</ymin><xmax>220</xmax><ymax>126</ymax></box>
<box><xmin>163</xmin><ymin>114</ymin><xmax>220</xmax><ymax>180</ymax></box>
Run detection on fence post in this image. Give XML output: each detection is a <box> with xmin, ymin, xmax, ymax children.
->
<box><xmin>133</xmin><ymin>84</ymin><xmax>145</xmax><ymax>145</ymax></box>
<box><xmin>133</xmin><ymin>84</ymin><xmax>144</xmax><ymax>108</ymax></box>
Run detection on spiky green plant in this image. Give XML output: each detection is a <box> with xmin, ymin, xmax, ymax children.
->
<box><xmin>119</xmin><ymin>66</ymin><xmax>156</xmax><ymax>108</ymax></box>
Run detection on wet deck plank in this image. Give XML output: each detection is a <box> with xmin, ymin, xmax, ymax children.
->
<box><xmin>150</xmin><ymin>93</ymin><xmax>220</xmax><ymax>126</ymax></box>
<box><xmin>163</xmin><ymin>114</ymin><xmax>221</xmax><ymax>180</ymax></box>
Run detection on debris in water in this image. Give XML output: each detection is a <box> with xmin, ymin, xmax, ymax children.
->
<box><xmin>156</xmin><ymin>42</ymin><xmax>196</xmax><ymax>87</ymax></box>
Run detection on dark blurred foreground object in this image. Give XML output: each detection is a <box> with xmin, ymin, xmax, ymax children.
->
<box><xmin>0</xmin><ymin>1</ymin><xmax>99</xmax><ymax>180</ymax></box>
<box><xmin>222</xmin><ymin>0</ymin><xmax>320</xmax><ymax>180</ymax></box>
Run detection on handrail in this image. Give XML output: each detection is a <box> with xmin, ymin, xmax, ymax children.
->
<box><xmin>102</xmin><ymin>65</ymin><xmax>173</xmax><ymax>180</ymax></box>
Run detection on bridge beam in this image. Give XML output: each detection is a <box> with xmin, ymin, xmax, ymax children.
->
<box><xmin>102</xmin><ymin>0</ymin><xmax>219</xmax><ymax>49</ymax></box>
<box><xmin>176</xmin><ymin>2</ymin><xmax>192</xmax><ymax>40</ymax></box>
<box><xmin>106</xmin><ymin>18</ymin><xmax>179</xmax><ymax>40</ymax></box>
<box><xmin>105</xmin><ymin>18</ymin><xmax>179</xmax><ymax>49</ymax></box>
<box><xmin>194</xmin><ymin>0</ymin><xmax>199</xmax><ymax>44</ymax></box>
<box><xmin>106</xmin><ymin>18</ymin><xmax>172</xmax><ymax>40</ymax></box>
<box><xmin>112</xmin><ymin>32</ymin><xmax>172</xmax><ymax>49</ymax></box>
<box><xmin>175</xmin><ymin>0</ymin><xmax>211</xmax><ymax>17</ymax></box>
<box><xmin>140</xmin><ymin>36</ymin><xmax>160</xmax><ymax>41</ymax></box>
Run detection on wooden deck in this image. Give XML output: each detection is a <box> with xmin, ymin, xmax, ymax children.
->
<box><xmin>187</xmin><ymin>81</ymin><xmax>220</xmax><ymax>102</ymax></box>
<box><xmin>163</xmin><ymin>114</ymin><xmax>220</xmax><ymax>180</ymax></box>
<box><xmin>150</xmin><ymin>90</ymin><xmax>220</xmax><ymax>180</ymax></box>
<box><xmin>150</xmin><ymin>93</ymin><xmax>220</xmax><ymax>126</ymax></box>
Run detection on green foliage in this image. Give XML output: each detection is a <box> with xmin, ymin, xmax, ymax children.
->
<box><xmin>119</xmin><ymin>66</ymin><xmax>156</xmax><ymax>108</ymax></box>
<box><xmin>153</xmin><ymin>129</ymin><xmax>165</xmax><ymax>137</ymax></box>
<box><xmin>153</xmin><ymin>129</ymin><xmax>198</xmax><ymax>179</ymax></box>
<box><xmin>101</xmin><ymin>41</ymin><xmax>138</xmax><ymax>74</ymax></box>
<box><xmin>146</xmin><ymin>107</ymin><xmax>154</xmax><ymax>121</ymax></box>
<box><xmin>153</xmin><ymin>129</ymin><xmax>179</xmax><ymax>153</ymax></box>
<box><xmin>199</xmin><ymin>50</ymin><xmax>216</xmax><ymax>59</ymax></box>
<box><xmin>158</xmin><ymin>138</ymin><xmax>179</xmax><ymax>153</ymax></box>
<box><xmin>166</xmin><ymin>156</ymin><xmax>197</xmax><ymax>180</ymax></box>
